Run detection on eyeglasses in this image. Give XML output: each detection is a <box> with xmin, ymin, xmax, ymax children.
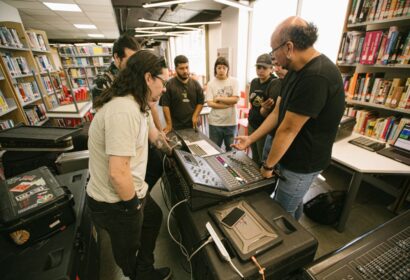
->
<box><xmin>155</xmin><ymin>75</ymin><xmax>168</xmax><ymax>87</ymax></box>
<box><xmin>269</xmin><ymin>41</ymin><xmax>288</xmax><ymax>58</ymax></box>
<box><xmin>256</xmin><ymin>65</ymin><xmax>268</xmax><ymax>70</ymax></box>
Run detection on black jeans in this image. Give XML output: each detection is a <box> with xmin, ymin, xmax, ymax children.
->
<box><xmin>86</xmin><ymin>193</ymin><xmax>162</xmax><ymax>279</ymax></box>
<box><xmin>145</xmin><ymin>144</ymin><xmax>164</xmax><ymax>191</ymax></box>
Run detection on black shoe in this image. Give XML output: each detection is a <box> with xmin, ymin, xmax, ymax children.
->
<box><xmin>136</xmin><ymin>267</ymin><xmax>172</xmax><ymax>280</ymax></box>
<box><xmin>154</xmin><ymin>267</ymin><xmax>172</xmax><ymax>280</ymax></box>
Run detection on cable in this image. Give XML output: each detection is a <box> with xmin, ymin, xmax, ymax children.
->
<box><xmin>188</xmin><ymin>236</ymin><xmax>213</xmax><ymax>261</ymax></box>
<box><xmin>251</xmin><ymin>256</ymin><xmax>266</xmax><ymax>280</ymax></box>
<box><xmin>166</xmin><ymin>198</ymin><xmax>194</xmax><ymax>280</ymax></box>
<box><xmin>228</xmin><ymin>259</ymin><xmax>245</xmax><ymax>279</ymax></box>
<box><xmin>160</xmin><ymin>154</ymin><xmax>172</xmax><ymax>211</ymax></box>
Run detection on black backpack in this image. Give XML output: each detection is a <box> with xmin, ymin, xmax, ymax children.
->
<box><xmin>303</xmin><ymin>191</ymin><xmax>346</xmax><ymax>225</ymax></box>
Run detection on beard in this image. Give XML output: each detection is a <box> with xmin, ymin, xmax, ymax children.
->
<box><xmin>177</xmin><ymin>72</ymin><xmax>189</xmax><ymax>81</ymax></box>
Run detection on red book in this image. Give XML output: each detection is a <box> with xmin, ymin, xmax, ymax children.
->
<box><xmin>360</xmin><ymin>31</ymin><xmax>374</xmax><ymax>64</ymax></box>
<box><xmin>366</xmin><ymin>30</ymin><xmax>384</xmax><ymax>64</ymax></box>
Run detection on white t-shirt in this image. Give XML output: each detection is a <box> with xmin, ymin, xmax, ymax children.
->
<box><xmin>87</xmin><ymin>95</ymin><xmax>152</xmax><ymax>203</ymax></box>
<box><xmin>206</xmin><ymin>77</ymin><xmax>239</xmax><ymax>126</ymax></box>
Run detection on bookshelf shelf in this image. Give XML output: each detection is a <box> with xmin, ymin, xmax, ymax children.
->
<box><xmin>31</xmin><ymin>49</ymin><xmax>50</xmax><ymax>53</ymax></box>
<box><xmin>63</xmin><ymin>64</ymin><xmax>110</xmax><ymax>69</ymax></box>
<box><xmin>0</xmin><ymin>104</ymin><xmax>17</xmax><ymax>117</ymax></box>
<box><xmin>339</xmin><ymin>0</ymin><xmax>410</xmax><ymax>144</ymax></box>
<box><xmin>346</xmin><ymin>99</ymin><xmax>410</xmax><ymax>114</ymax></box>
<box><xmin>46</xmin><ymin>101</ymin><xmax>92</xmax><ymax>118</ymax></box>
<box><xmin>60</xmin><ymin>54</ymin><xmax>111</xmax><ymax>58</ymax></box>
<box><xmin>11</xmin><ymin>73</ymin><xmax>35</xmax><ymax>79</ymax></box>
<box><xmin>358</xmin><ymin>63</ymin><xmax>410</xmax><ymax>69</ymax></box>
<box><xmin>34</xmin><ymin>117</ymin><xmax>49</xmax><ymax>126</ymax></box>
<box><xmin>0</xmin><ymin>45</ymin><xmax>30</xmax><ymax>51</ymax></box>
<box><xmin>347</xmin><ymin>16</ymin><xmax>410</xmax><ymax>28</ymax></box>
<box><xmin>21</xmin><ymin>96</ymin><xmax>42</xmax><ymax>107</ymax></box>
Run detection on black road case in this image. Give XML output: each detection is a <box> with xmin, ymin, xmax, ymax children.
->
<box><xmin>0</xmin><ymin>166</ymin><xmax>75</xmax><ymax>245</ymax></box>
<box><xmin>0</xmin><ymin>169</ymin><xmax>100</xmax><ymax>280</ymax></box>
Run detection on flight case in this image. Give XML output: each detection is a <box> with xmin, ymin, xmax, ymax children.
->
<box><xmin>0</xmin><ymin>169</ymin><xmax>99</xmax><ymax>280</ymax></box>
<box><xmin>0</xmin><ymin>166</ymin><xmax>75</xmax><ymax>246</ymax></box>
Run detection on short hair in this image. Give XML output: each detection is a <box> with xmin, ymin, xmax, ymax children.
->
<box><xmin>112</xmin><ymin>34</ymin><xmax>140</xmax><ymax>58</ymax></box>
<box><xmin>279</xmin><ymin>22</ymin><xmax>318</xmax><ymax>50</ymax></box>
<box><xmin>214</xmin><ymin>56</ymin><xmax>229</xmax><ymax>76</ymax></box>
<box><xmin>174</xmin><ymin>55</ymin><xmax>189</xmax><ymax>68</ymax></box>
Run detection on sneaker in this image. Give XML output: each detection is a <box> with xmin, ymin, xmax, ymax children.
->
<box><xmin>154</xmin><ymin>267</ymin><xmax>172</xmax><ymax>280</ymax></box>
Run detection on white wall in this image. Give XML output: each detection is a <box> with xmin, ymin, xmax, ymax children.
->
<box><xmin>247</xmin><ymin>0</ymin><xmax>297</xmax><ymax>82</ymax></box>
<box><xmin>0</xmin><ymin>1</ymin><xmax>22</xmax><ymax>22</ymax></box>
<box><xmin>247</xmin><ymin>0</ymin><xmax>348</xmax><ymax>82</ymax></box>
<box><xmin>301</xmin><ymin>0</ymin><xmax>349</xmax><ymax>62</ymax></box>
<box><xmin>217</xmin><ymin>6</ymin><xmax>250</xmax><ymax>91</ymax></box>
<box><xmin>221</xmin><ymin>7</ymin><xmax>239</xmax><ymax>77</ymax></box>
<box><xmin>207</xmin><ymin>24</ymin><xmax>222</xmax><ymax>81</ymax></box>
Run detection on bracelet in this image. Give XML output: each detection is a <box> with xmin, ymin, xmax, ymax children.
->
<box><xmin>262</xmin><ymin>162</ymin><xmax>275</xmax><ymax>171</ymax></box>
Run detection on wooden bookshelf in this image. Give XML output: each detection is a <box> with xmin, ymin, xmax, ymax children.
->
<box><xmin>337</xmin><ymin>0</ymin><xmax>410</xmax><ymax>144</ymax></box>
<box><xmin>57</xmin><ymin>44</ymin><xmax>112</xmax><ymax>90</ymax></box>
<box><xmin>0</xmin><ymin>21</ymin><xmax>50</xmax><ymax>127</ymax></box>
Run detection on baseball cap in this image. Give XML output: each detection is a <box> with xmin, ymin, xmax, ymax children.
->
<box><xmin>255</xmin><ymin>53</ymin><xmax>273</xmax><ymax>68</ymax></box>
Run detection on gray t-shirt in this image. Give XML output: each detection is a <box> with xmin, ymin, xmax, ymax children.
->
<box><xmin>86</xmin><ymin>95</ymin><xmax>151</xmax><ymax>202</ymax></box>
<box><xmin>206</xmin><ymin>77</ymin><xmax>239</xmax><ymax>126</ymax></box>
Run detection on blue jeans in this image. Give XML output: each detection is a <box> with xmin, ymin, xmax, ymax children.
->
<box><xmin>272</xmin><ymin>165</ymin><xmax>321</xmax><ymax>220</ymax></box>
<box><xmin>209</xmin><ymin>125</ymin><xmax>236</xmax><ymax>152</ymax></box>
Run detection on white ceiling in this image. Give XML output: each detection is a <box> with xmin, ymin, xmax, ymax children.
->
<box><xmin>2</xmin><ymin>0</ymin><xmax>119</xmax><ymax>40</ymax></box>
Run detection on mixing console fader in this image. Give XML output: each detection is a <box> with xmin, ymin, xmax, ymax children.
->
<box><xmin>173</xmin><ymin>149</ymin><xmax>276</xmax><ymax>197</ymax></box>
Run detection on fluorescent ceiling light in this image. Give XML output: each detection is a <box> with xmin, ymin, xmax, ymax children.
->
<box><xmin>213</xmin><ymin>0</ymin><xmax>253</xmax><ymax>11</ymax></box>
<box><xmin>139</xmin><ymin>18</ymin><xmax>219</xmax><ymax>28</ymax></box>
<box><xmin>139</xmin><ymin>18</ymin><xmax>176</xmax><ymax>26</ymax></box>
<box><xmin>175</xmin><ymin>26</ymin><xmax>201</xmax><ymax>31</ymax></box>
<box><xmin>74</xmin><ymin>24</ymin><xmax>97</xmax><ymax>29</ymax></box>
<box><xmin>43</xmin><ymin>2</ymin><xmax>81</xmax><ymax>12</ymax></box>
<box><xmin>134</xmin><ymin>33</ymin><xmax>186</xmax><ymax>38</ymax></box>
<box><xmin>142</xmin><ymin>0</ymin><xmax>199</xmax><ymax>8</ymax></box>
<box><xmin>134</xmin><ymin>33</ymin><xmax>165</xmax><ymax>37</ymax></box>
<box><xmin>135</xmin><ymin>30</ymin><xmax>164</xmax><ymax>34</ymax></box>
<box><xmin>136</xmin><ymin>26</ymin><xmax>175</xmax><ymax>31</ymax></box>
<box><xmin>88</xmin><ymin>34</ymin><xmax>105</xmax><ymax>38</ymax></box>
<box><xmin>179</xmin><ymin>21</ymin><xmax>220</xmax><ymax>26</ymax></box>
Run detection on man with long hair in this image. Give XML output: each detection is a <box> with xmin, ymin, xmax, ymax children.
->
<box><xmin>87</xmin><ymin>50</ymin><xmax>172</xmax><ymax>280</ymax></box>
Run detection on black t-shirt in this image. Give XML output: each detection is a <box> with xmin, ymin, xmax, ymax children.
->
<box><xmin>248</xmin><ymin>75</ymin><xmax>281</xmax><ymax>128</ymax></box>
<box><xmin>159</xmin><ymin>77</ymin><xmax>204</xmax><ymax>130</ymax></box>
<box><xmin>278</xmin><ymin>55</ymin><xmax>345</xmax><ymax>173</ymax></box>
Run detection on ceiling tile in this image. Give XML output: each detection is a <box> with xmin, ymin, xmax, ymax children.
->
<box><xmin>2</xmin><ymin>1</ymin><xmax>47</xmax><ymax>9</ymax></box>
<box><xmin>25</xmin><ymin>22</ymin><xmax>52</xmax><ymax>30</ymax></box>
<box><xmin>84</xmin><ymin>11</ymin><xmax>115</xmax><ymax>18</ymax></box>
<box><xmin>75</xmin><ymin>0</ymin><xmax>111</xmax><ymax>5</ymax></box>
<box><xmin>31</xmin><ymin>14</ymin><xmax>62</xmax><ymax>21</ymax></box>
<box><xmin>19</xmin><ymin>8</ymin><xmax>57</xmax><ymax>16</ymax></box>
<box><xmin>79</xmin><ymin>4</ymin><xmax>112</xmax><ymax>12</ymax></box>
<box><xmin>40</xmin><ymin>0</ymin><xmax>76</xmax><ymax>4</ymax></box>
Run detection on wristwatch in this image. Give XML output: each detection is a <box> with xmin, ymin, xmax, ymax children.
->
<box><xmin>262</xmin><ymin>162</ymin><xmax>275</xmax><ymax>171</ymax></box>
